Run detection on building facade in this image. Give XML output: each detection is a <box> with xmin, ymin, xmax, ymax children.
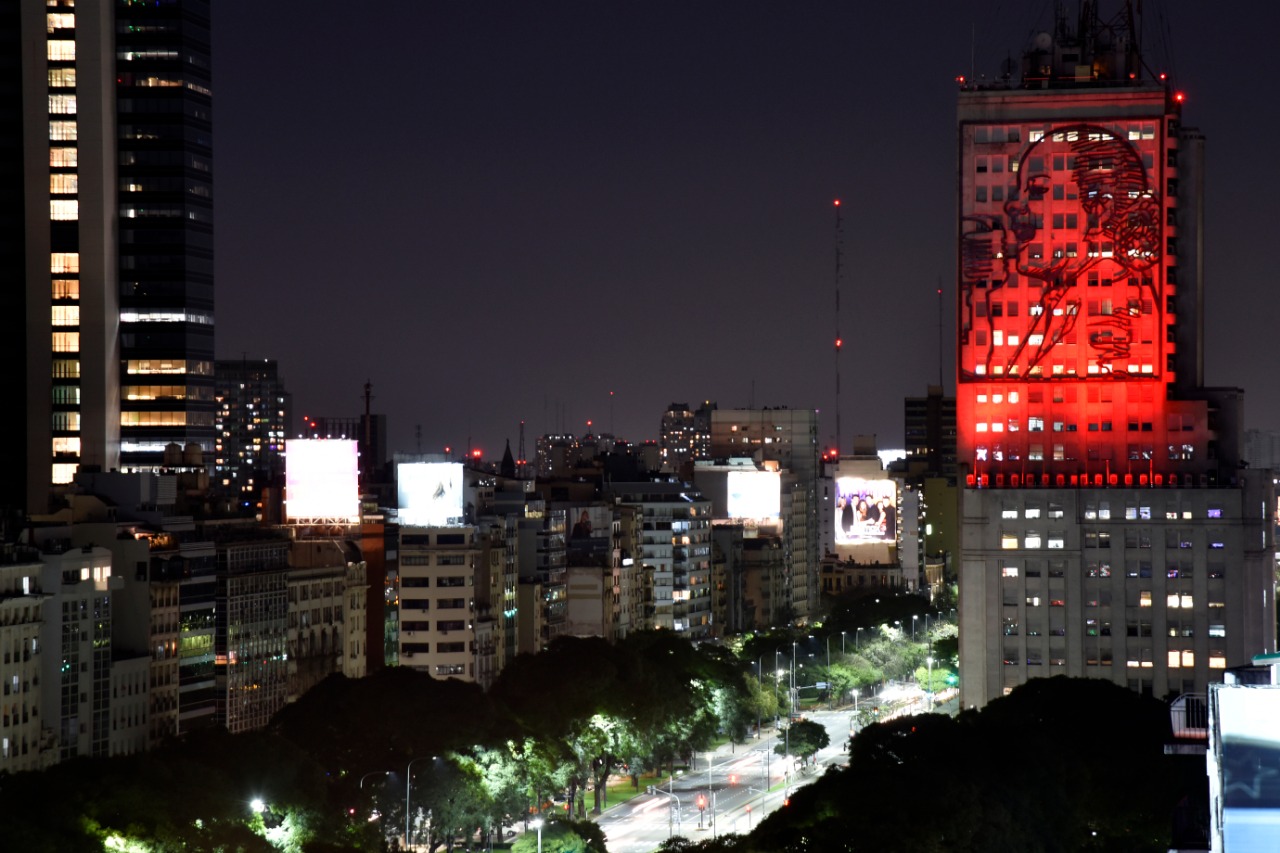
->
<box><xmin>214</xmin><ymin>359</ymin><xmax>290</xmax><ymax>508</ymax></box>
<box><xmin>9</xmin><ymin>0</ymin><xmax>214</xmax><ymax>511</ymax></box>
<box><xmin>955</xmin><ymin>14</ymin><xmax>1274</xmax><ymax>708</ymax></box>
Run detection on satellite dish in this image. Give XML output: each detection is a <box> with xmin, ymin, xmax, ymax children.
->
<box><xmin>1033</xmin><ymin>31</ymin><xmax>1053</xmax><ymax>51</ymax></box>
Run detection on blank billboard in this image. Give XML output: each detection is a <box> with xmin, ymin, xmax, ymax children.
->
<box><xmin>727</xmin><ymin>470</ymin><xmax>781</xmax><ymax>520</ymax></box>
<box><xmin>1218</xmin><ymin>687</ymin><xmax>1280</xmax><ymax>849</ymax></box>
<box><xmin>285</xmin><ymin>439</ymin><xmax>359</xmax><ymax>522</ymax></box>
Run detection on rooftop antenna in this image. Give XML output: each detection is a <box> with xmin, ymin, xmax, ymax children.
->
<box><xmin>518</xmin><ymin>419</ymin><xmax>527</xmax><ymax>477</ymax></box>
<box><xmin>937</xmin><ymin>276</ymin><xmax>945</xmax><ymax>389</ymax></box>
<box><xmin>833</xmin><ymin>199</ymin><xmax>844</xmax><ymax>457</ymax></box>
<box><xmin>362</xmin><ymin>380</ymin><xmax>374</xmax><ymax>480</ymax></box>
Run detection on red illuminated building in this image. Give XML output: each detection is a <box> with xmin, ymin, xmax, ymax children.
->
<box><xmin>955</xmin><ymin>7</ymin><xmax>1274</xmax><ymax>709</ymax></box>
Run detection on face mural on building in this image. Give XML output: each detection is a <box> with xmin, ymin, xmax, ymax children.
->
<box><xmin>960</xmin><ymin>123</ymin><xmax>1164</xmax><ymax>382</ymax></box>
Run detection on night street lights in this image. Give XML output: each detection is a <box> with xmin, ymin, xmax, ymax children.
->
<box><xmin>359</xmin><ymin>770</ymin><xmax>390</xmax><ymax>790</ymax></box>
<box><xmin>530</xmin><ymin>817</ymin><xmax>543</xmax><ymax>853</ymax></box>
<box><xmin>405</xmin><ymin>756</ymin><xmax>436</xmax><ymax>852</ymax></box>
<box><xmin>926</xmin><ymin>656</ymin><xmax>934</xmax><ymax>712</ymax></box>
<box><xmin>755</xmin><ymin>657</ymin><xmax>763</xmax><ymax>738</ymax></box>
<box><xmin>841</xmin><ymin>630</ymin><xmax>847</xmax><ymax>655</ymax></box>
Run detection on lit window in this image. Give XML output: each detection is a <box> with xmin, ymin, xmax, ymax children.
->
<box><xmin>50</xmin><ymin>173</ymin><xmax>78</xmax><ymax>194</ymax></box>
<box><xmin>1001</xmin><ymin>536</ymin><xmax>1018</xmax><ymax>552</ymax></box>
<box><xmin>1024</xmin><ymin>532</ymin><xmax>1042</xmax><ymax>549</ymax></box>
<box><xmin>1139</xmin><ymin>591</ymin><xmax>1152</xmax><ymax>607</ymax></box>
<box><xmin>49</xmin><ymin>120</ymin><xmax>77</xmax><ymax>141</ymax></box>
<box><xmin>50</xmin><ymin>252</ymin><xmax>79</xmax><ymax>273</ymax></box>
<box><xmin>47</xmin><ymin>40</ymin><xmax>75</xmax><ymax>61</ymax></box>
<box><xmin>48</xmin><ymin>66</ymin><xmax>76</xmax><ymax>87</ymax></box>
<box><xmin>51</xmin><ymin>463</ymin><xmax>77</xmax><ymax>484</ymax></box>
<box><xmin>51</xmin><ymin>306</ymin><xmax>79</xmax><ymax>326</ymax></box>
<box><xmin>1168</xmin><ymin>651</ymin><xmax>1181</xmax><ymax>669</ymax></box>
<box><xmin>1209</xmin><ymin>654</ymin><xmax>1226</xmax><ymax>670</ymax></box>
<box><xmin>51</xmin><ymin>331</ymin><xmax>79</xmax><ymax>352</ymax></box>
<box><xmin>50</xmin><ymin>199</ymin><xmax>78</xmax><ymax>220</ymax></box>
<box><xmin>48</xmin><ymin>94</ymin><xmax>76</xmax><ymax>114</ymax></box>
<box><xmin>50</xmin><ymin>147</ymin><xmax>77</xmax><ymax>168</ymax></box>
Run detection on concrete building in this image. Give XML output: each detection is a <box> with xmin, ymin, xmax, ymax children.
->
<box><xmin>214</xmin><ymin>359</ymin><xmax>290</xmax><ymax>509</ymax></box>
<box><xmin>609</xmin><ymin>482</ymin><xmax>713</xmax><ymax>637</ymax></box>
<box><xmin>955</xmin><ymin>11</ymin><xmax>1274</xmax><ymax>708</ymax></box>
<box><xmin>710</xmin><ymin>408</ymin><xmax>819</xmax><ymax>624</ymax></box>
<box><xmin>0</xmin><ymin>548</ymin><xmax>51</xmax><ymax>773</ymax></box>
<box><xmin>398</xmin><ymin>526</ymin><xmax>481</xmax><ymax>680</ymax></box>
<box><xmin>286</xmin><ymin>539</ymin><xmax>368</xmax><ymax>702</ymax></box>
<box><xmin>215</xmin><ymin>537</ymin><xmax>289</xmax><ymax>734</ymax></box>
<box><xmin>660</xmin><ymin>402</ymin><xmax>715</xmax><ymax>472</ymax></box>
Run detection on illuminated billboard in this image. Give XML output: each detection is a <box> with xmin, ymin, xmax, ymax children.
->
<box><xmin>568</xmin><ymin>505</ymin><xmax>613</xmax><ymax>540</ymax></box>
<box><xmin>398</xmin><ymin>462</ymin><xmax>464</xmax><ymax>526</ymax></box>
<box><xmin>284</xmin><ymin>439</ymin><xmax>359</xmax><ymax>523</ymax></box>
<box><xmin>727</xmin><ymin>470</ymin><xmax>781</xmax><ymax>520</ymax></box>
<box><xmin>1215</xmin><ymin>686</ymin><xmax>1280</xmax><ymax>849</ymax></box>
<box><xmin>835</xmin><ymin>477</ymin><xmax>896</xmax><ymax>544</ymax></box>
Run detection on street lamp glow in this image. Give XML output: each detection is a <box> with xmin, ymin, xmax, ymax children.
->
<box><xmin>250</xmin><ymin>798</ymin><xmax>266</xmax><ymax>814</ymax></box>
<box><xmin>530</xmin><ymin>817</ymin><xmax>544</xmax><ymax>853</ymax></box>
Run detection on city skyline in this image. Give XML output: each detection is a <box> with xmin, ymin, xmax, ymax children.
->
<box><xmin>212</xmin><ymin>1</ymin><xmax>1280</xmax><ymax>459</ymax></box>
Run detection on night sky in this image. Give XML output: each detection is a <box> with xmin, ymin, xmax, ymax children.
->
<box><xmin>212</xmin><ymin>2</ymin><xmax>1280</xmax><ymax>459</ymax></box>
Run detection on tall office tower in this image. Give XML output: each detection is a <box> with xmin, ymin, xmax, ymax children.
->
<box><xmin>12</xmin><ymin>2</ymin><xmax>121</xmax><ymax>513</ymax></box>
<box><xmin>956</xmin><ymin>8</ymin><xmax>1274</xmax><ymax>708</ymax></box>
<box><xmin>8</xmin><ymin>1</ymin><xmax>213</xmax><ymax>512</ymax></box>
<box><xmin>710</xmin><ymin>407</ymin><xmax>819</xmax><ymax>623</ymax></box>
<box><xmin>214</xmin><ymin>359</ymin><xmax>290</xmax><ymax>506</ymax></box>
<box><xmin>116</xmin><ymin>0</ymin><xmax>215</xmax><ymax>472</ymax></box>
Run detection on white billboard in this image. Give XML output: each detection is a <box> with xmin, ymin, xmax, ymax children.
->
<box><xmin>1215</xmin><ymin>686</ymin><xmax>1280</xmax><ymax>850</ymax></box>
<box><xmin>727</xmin><ymin>470</ymin><xmax>781</xmax><ymax>520</ymax></box>
<box><xmin>284</xmin><ymin>439</ymin><xmax>359</xmax><ymax>523</ymax></box>
<box><xmin>398</xmin><ymin>462</ymin><xmax>465</xmax><ymax>526</ymax></box>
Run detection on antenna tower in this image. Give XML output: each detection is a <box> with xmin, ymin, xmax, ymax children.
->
<box><xmin>518</xmin><ymin>419</ymin><xmax>527</xmax><ymax>477</ymax></box>
<box><xmin>833</xmin><ymin>199</ymin><xmax>844</xmax><ymax>457</ymax></box>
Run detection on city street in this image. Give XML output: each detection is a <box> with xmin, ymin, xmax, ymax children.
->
<box><xmin>597</xmin><ymin>710</ymin><xmax>853</xmax><ymax>853</ymax></box>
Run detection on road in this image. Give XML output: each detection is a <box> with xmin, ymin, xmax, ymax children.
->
<box><xmin>596</xmin><ymin>711</ymin><xmax>853</xmax><ymax>853</ymax></box>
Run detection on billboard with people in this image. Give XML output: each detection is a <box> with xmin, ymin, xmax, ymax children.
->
<box><xmin>834</xmin><ymin>477</ymin><xmax>897</xmax><ymax>544</ymax></box>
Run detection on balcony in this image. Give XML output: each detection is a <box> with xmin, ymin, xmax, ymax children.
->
<box><xmin>1169</xmin><ymin>693</ymin><xmax>1207</xmax><ymax>740</ymax></box>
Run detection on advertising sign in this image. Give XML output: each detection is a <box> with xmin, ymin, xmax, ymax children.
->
<box><xmin>727</xmin><ymin>470</ymin><xmax>781</xmax><ymax>520</ymax></box>
<box><xmin>284</xmin><ymin>439</ymin><xmax>359</xmax><ymax>522</ymax></box>
<box><xmin>834</xmin><ymin>477</ymin><xmax>897</xmax><ymax>544</ymax></box>
<box><xmin>398</xmin><ymin>462</ymin><xmax>465</xmax><ymax>526</ymax></box>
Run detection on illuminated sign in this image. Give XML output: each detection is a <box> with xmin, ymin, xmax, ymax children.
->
<box><xmin>726</xmin><ymin>470</ymin><xmax>781</xmax><ymax>520</ymax></box>
<box><xmin>568</xmin><ymin>505</ymin><xmax>613</xmax><ymax>540</ymax></box>
<box><xmin>835</xmin><ymin>477</ymin><xmax>896</xmax><ymax>544</ymax></box>
<box><xmin>284</xmin><ymin>439</ymin><xmax>359</xmax><ymax>522</ymax></box>
<box><xmin>1215</xmin><ymin>686</ymin><xmax>1280</xmax><ymax>849</ymax></box>
<box><xmin>398</xmin><ymin>462</ymin><xmax>464</xmax><ymax>526</ymax></box>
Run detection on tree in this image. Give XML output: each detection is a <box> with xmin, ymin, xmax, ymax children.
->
<box><xmin>774</xmin><ymin>719</ymin><xmax>830</xmax><ymax>765</ymax></box>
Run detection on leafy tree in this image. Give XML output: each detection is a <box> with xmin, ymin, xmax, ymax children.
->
<box><xmin>775</xmin><ymin>719</ymin><xmax>830</xmax><ymax>765</ymax></box>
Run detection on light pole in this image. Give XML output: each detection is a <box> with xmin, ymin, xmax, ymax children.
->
<box><xmin>360</xmin><ymin>770</ymin><xmax>390</xmax><ymax>790</ymax></box>
<box><xmin>912</xmin><ymin>614</ymin><xmax>918</xmax><ymax>642</ymax></box>
<box><xmin>530</xmin><ymin>817</ymin><xmax>543</xmax><ymax>853</ymax></box>
<box><xmin>926</xmin><ymin>656</ymin><xmax>934</xmax><ymax>711</ymax></box>
<box><xmin>405</xmin><ymin>756</ymin><xmax>435</xmax><ymax>852</ymax></box>
<box><xmin>755</xmin><ymin>657</ymin><xmax>763</xmax><ymax>737</ymax></box>
<box><xmin>841</xmin><ymin>630</ymin><xmax>846</xmax><ymax>656</ymax></box>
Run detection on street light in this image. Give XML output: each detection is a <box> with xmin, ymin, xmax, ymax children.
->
<box><xmin>405</xmin><ymin>756</ymin><xmax>436</xmax><ymax>852</ymax></box>
<box><xmin>530</xmin><ymin>817</ymin><xmax>543</xmax><ymax>853</ymax></box>
<box><xmin>926</xmin><ymin>656</ymin><xmax>934</xmax><ymax>712</ymax></box>
<box><xmin>755</xmin><ymin>657</ymin><xmax>763</xmax><ymax>738</ymax></box>
<box><xmin>359</xmin><ymin>770</ymin><xmax>390</xmax><ymax>790</ymax></box>
<box><xmin>912</xmin><ymin>614</ymin><xmax>918</xmax><ymax>642</ymax></box>
<box><xmin>841</xmin><ymin>630</ymin><xmax>846</xmax><ymax>656</ymax></box>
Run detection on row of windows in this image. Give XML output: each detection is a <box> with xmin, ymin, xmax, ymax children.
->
<box><xmin>1001</xmin><ymin>652</ymin><xmax>1226</xmax><ymax>669</ymax></box>
<box><xmin>119</xmin><ymin>412</ymin><xmax>215</xmax><ymax>427</ymax></box>
<box><xmin>974</xmin><ymin>443</ymin><xmax>1190</xmax><ymax>463</ymax></box>
<box><xmin>402</xmin><ymin>642</ymin><xmax>466</xmax><ymax>655</ymax></box>
<box><xmin>998</xmin><ymin>558</ymin><xmax>1228</xmax><ymax>578</ymax></box>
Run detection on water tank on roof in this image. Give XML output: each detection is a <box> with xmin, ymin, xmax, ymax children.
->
<box><xmin>183</xmin><ymin>442</ymin><xmax>203</xmax><ymax>466</ymax></box>
<box><xmin>163</xmin><ymin>442</ymin><xmax>183</xmax><ymax>466</ymax></box>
